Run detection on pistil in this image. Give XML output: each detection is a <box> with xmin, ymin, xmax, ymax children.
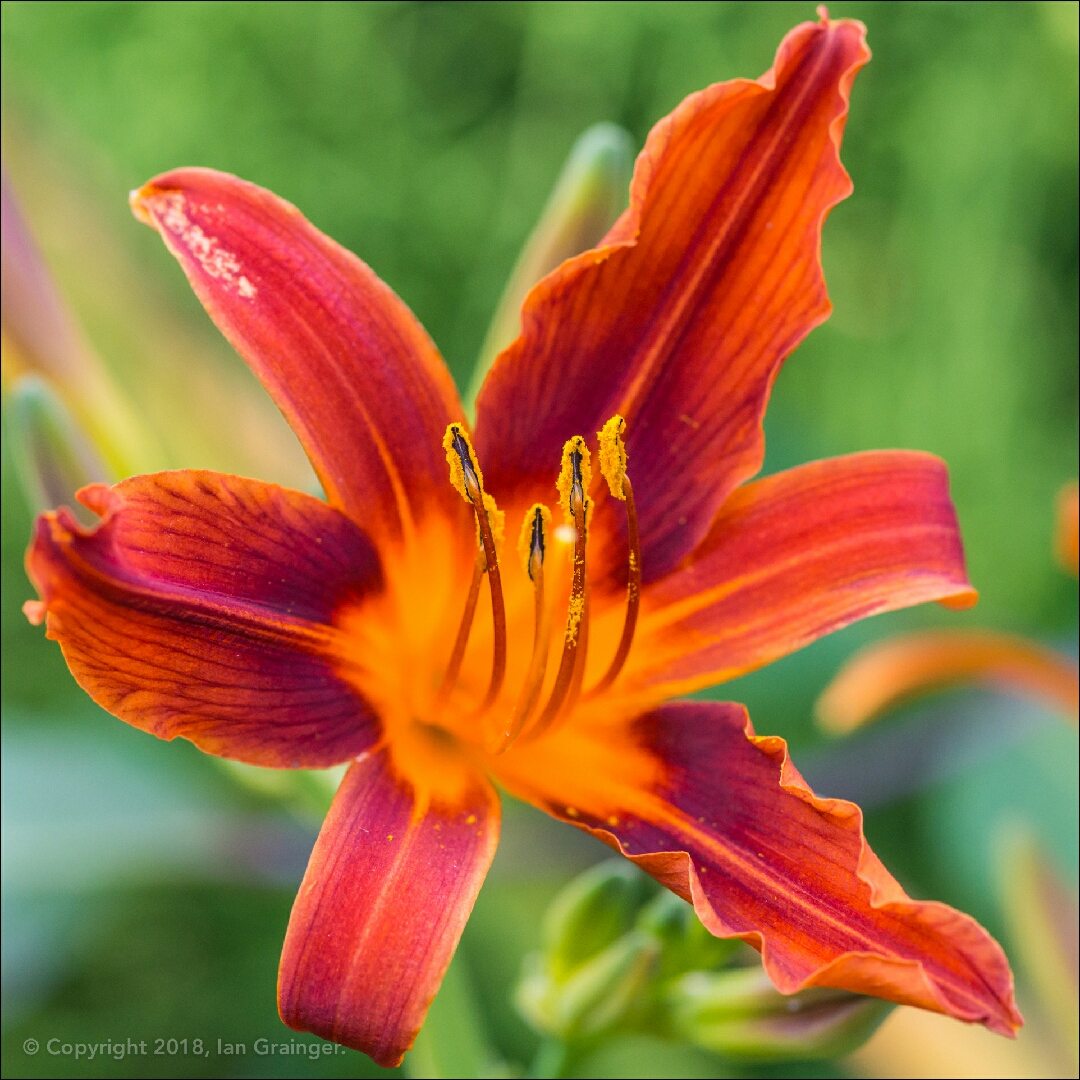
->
<box><xmin>442</xmin><ymin>424</ymin><xmax>508</xmax><ymax>710</ymax></box>
<box><xmin>521</xmin><ymin>437</ymin><xmax>591</xmax><ymax>742</ymax></box>
<box><xmin>588</xmin><ymin>415</ymin><xmax>641</xmax><ymax>695</ymax></box>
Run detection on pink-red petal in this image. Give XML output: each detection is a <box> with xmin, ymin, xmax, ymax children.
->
<box><xmin>630</xmin><ymin>451</ymin><xmax>976</xmax><ymax>695</ymax></box>
<box><xmin>131</xmin><ymin>169</ymin><xmax>468</xmax><ymax>545</ymax></box>
<box><xmin>497</xmin><ymin>702</ymin><xmax>1021</xmax><ymax>1036</ymax></box>
<box><xmin>25</xmin><ymin>472</ymin><xmax>382</xmax><ymax>767</ymax></box>
<box><xmin>279</xmin><ymin>749</ymin><xmax>500</xmax><ymax>1066</ymax></box>
<box><xmin>475</xmin><ymin>14</ymin><xmax>870</xmax><ymax>585</ymax></box>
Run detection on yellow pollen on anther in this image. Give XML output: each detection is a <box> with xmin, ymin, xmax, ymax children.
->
<box><xmin>598</xmin><ymin>415</ymin><xmax>628</xmax><ymax>499</ymax></box>
<box><xmin>517</xmin><ymin>503</ymin><xmax>551</xmax><ymax>578</ymax></box>
<box><xmin>556</xmin><ymin>436</ymin><xmax>593</xmax><ymax>526</ymax></box>
<box><xmin>443</xmin><ymin>423</ymin><xmax>484</xmax><ymax>502</ymax></box>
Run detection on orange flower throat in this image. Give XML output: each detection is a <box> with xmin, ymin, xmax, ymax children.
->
<box><xmin>331</xmin><ymin>416</ymin><xmax>643</xmax><ymax>804</ymax></box>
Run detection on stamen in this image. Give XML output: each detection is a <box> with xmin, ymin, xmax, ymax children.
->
<box><xmin>521</xmin><ymin>438</ymin><xmax>592</xmax><ymax>742</ymax></box>
<box><xmin>435</xmin><ymin>550</ymin><xmax>486</xmax><ymax>706</ymax></box>
<box><xmin>442</xmin><ymin>424</ymin><xmax>507</xmax><ymax>709</ymax></box>
<box><xmin>588</xmin><ymin>415</ymin><xmax>641</xmax><ymax>695</ymax></box>
<box><xmin>494</xmin><ymin>505</ymin><xmax>553</xmax><ymax>751</ymax></box>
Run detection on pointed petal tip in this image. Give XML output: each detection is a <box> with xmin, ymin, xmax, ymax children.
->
<box><xmin>937</xmin><ymin>587</ymin><xmax>979</xmax><ymax>610</ymax></box>
<box><xmin>500</xmin><ymin>701</ymin><xmax>1022</xmax><ymax>1037</ymax></box>
<box><xmin>22</xmin><ymin>599</ymin><xmax>45</xmax><ymax>625</ymax></box>
<box><xmin>129</xmin><ymin>165</ymin><xmax>465</xmax><ymax>537</ymax></box>
<box><xmin>128</xmin><ymin>185</ymin><xmax>153</xmax><ymax>224</ymax></box>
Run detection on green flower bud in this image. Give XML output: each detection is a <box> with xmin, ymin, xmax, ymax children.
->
<box><xmin>665</xmin><ymin>966</ymin><xmax>892</xmax><ymax>1061</ymax></box>
<box><xmin>4</xmin><ymin>374</ymin><xmax>111</xmax><ymax>523</ymax></box>
<box><xmin>516</xmin><ymin>860</ymin><xmax>659</xmax><ymax>1040</ymax></box>
<box><xmin>517</xmin><ymin>929</ymin><xmax>659</xmax><ymax>1040</ymax></box>
<box><xmin>542</xmin><ymin>859</ymin><xmax>652</xmax><ymax>980</ymax></box>
<box><xmin>634</xmin><ymin>889</ymin><xmax>739</xmax><ymax>977</ymax></box>
<box><xmin>466</xmin><ymin>122</ymin><xmax>634</xmax><ymax>415</ymax></box>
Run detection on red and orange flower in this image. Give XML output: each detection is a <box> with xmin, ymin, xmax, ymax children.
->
<box><xmin>23</xmin><ymin>12</ymin><xmax>1021</xmax><ymax>1066</ymax></box>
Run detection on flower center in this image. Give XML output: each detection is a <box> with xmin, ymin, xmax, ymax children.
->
<box><xmin>435</xmin><ymin>417</ymin><xmax>642</xmax><ymax>751</ymax></box>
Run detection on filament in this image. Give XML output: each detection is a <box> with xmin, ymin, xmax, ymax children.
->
<box><xmin>443</xmin><ymin>425</ymin><xmax>508</xmax><ymax>711</ymax></box>
<box><xmin>496</xmin><ymin>506</ymin><xmax>553</xmax><ymax>751</ymax></box>
<box><xmin>435</xmin><ymin>550</ymin><xmax>486</xmax><ymax>706</ymax></box>
<box><xmin>521</xmin><ymin>440</ymin><xmax>590</xmax><ymax>743</ymax></box>
<box><xmin>587</xmin><ymin>475</ymin><xmax>640</xmax><ymax>695</ymax></box>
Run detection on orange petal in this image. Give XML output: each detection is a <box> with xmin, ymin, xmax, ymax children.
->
<box><xmin>131</xmin><ymin>168</ymin><xmax>469</xmax><ymax>546</ymax></box>
<box><xmin>495</xmin><ymin>702</ymin><xmax>1021</xmax><ymax>1037</ymax></box>
<box><xmin>279</xmin><ymin>748</ymin><xmax>499</xmax><ymax>1067</ymax></box>
<box><xmin>475</xmin><ymin>13</ymin><xmax>870</xmax><ymax>585</ymax></box>
<box><xmin>630</xmin><ymin>451</ymin><xmax>976</xmax><ymax>695</ymax></box>
<box><xmin>24</xmin><ymin>472</ymin><xmax>384</xmax><ymax>767</ymax></box>
<box><xmin>815</xmin><ymin>629</ymin><xmax>1080</xmax><ymax>734</ymax></box>
<box><xmin>1056</xmin><ymin>481</ymin><xmax>1079</xmax><ymax>576</ymax></box>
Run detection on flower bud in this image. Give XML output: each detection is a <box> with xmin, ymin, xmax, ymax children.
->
<box><xmin>467</xmin><ymin>123</ymin><xmax>634</xmax><ymax>413</ymax></box>
<box><xmin>542</xmin><ymin>859</ymin><xmax>651</xmax><ymax>980</ymax></box>
<box><xmin>4</xmin><ymin>374</ymin><xmax>111</xmax><ymax>524</ymax></box>
<box><xmin>516</xmin><ymin>860</ymin><xmax>658</xmax><ymax>1039</ymax></box>
<box><xmin>665</xmin><ymin>966</ymin><xmax>892</xmax><ymax>1061</ymax></box>
<box><xmin>517</xmin><ymin>929</ymin><xmax>659</xmax><ymax>1040</ymax></box>
<box><xmin>634</xmin><ymin>889</ymin><xmax>739</xmax><ymax>977</ymax></box>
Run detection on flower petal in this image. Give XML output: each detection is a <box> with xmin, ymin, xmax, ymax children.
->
<box><xmin>815</xmin><ymin>630</ymin><xmax>1080</xmax><ymax>733</ymax></box>
<box><xmin>25</xmin><ymin>471</ymin><xmax>382</xmax><ymax>767</ymax></box>
<box><xmin>475</xmin><ymin>14</ymin><xmax>869</xmax><ymax>583</ymax></box>
<box><xmin>496</xmin><ymin>702</ymin><xmax>1021</xmax><ymax>1036</ymax></box>
<box><xmin>279</xmin><ymin>748</ymin><xmax>500</xmax><ymax>1067</ymax></box>
<box><xmin>627</xmin><ymin>452</ymin><xmax>976</xmax><ymax>695</ymax></box>
<box><xmin>131</xmin><ymin>168</ymin><xmax>468</xmax><ymax>544</ymax></box>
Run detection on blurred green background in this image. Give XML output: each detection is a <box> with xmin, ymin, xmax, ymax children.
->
<box><xmin>2</xmin><ymin>2</ymin><xmax>1077</xmax><ymax>1077</ymax></box>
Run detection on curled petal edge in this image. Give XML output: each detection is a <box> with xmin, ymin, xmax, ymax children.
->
<box><xmin>562</xmin><ymin>713</ymin><xmax>1022</xmax><ymax>1037</ymax></box>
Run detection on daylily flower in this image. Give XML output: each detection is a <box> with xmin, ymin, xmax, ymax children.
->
<box><xmin>23</xmin><ymin>12</ymin><xmax>1022</xmax><ymax>1066</ymax></box>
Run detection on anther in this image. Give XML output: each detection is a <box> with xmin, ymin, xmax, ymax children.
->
<box><xmin>442</xmin><ymin>424</ymin><xmax>507</xmax><ymax>710</ymax></box>
<box><xmin>521</xmin><ymin>438</ymin><xmax>592</xmax><ymax>742</ymax></box>
<box><xmin>588</xmin><ymin>415</ymin><xmax>641</xmax><ymax>695</ymax></box>
<box><xmin>495</xmin><ymin>505</ymin><xmax>553</xmax><ymax>751</ymax></box>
